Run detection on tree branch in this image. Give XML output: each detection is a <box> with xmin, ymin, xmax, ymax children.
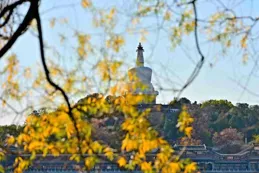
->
<box><xmin>0</xmin><ymin>9</ymin><xmax>13</xmax><ymax>28</ymax></box>
<box><xmin>177</xmin><ymin>0</ymin><xmax>205</xmax><ymax>98</ymax></box>
<box><xmin>34</xmin><ymin>4</ymin><xmax>85</xmax><ymax>160</ymax></box>
<box><xmin>0</xmin><ymin>0</ymin><xmax>28</xmax><ymax>19</ymax></box>
<box><xmin>0</xmin><ymin>0</ymin><xmax>35</xmax><ymax>58</ymax></box>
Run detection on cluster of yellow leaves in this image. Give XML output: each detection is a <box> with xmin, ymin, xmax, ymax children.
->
<box><xmin>1</xmin><ymin>54</ymin><xmax>27</xmax><ymax>101</ymax></box>
<box><xmin>206</xmin><ymin>11</ymin><xmax>253</xmax><ymax>62</ymax></box>
<box><xmin>253</xmin><ymin>135</ymin><xmax>259</xmax><ymax>144</ymax></box>
<box><xmin>13</xmin><ymin>157</ymin><xmax>30</xmax><ymax>173</ymax></box>
<box><xmin>176</xmin><ymin>106</ymin><xmax>194</xmax><ymax>138</ymax></box>
<box><xmin>0</xmin><ymin>152</ymin><xmax>4</xmax><ymax>161</ymax></box>
<box><xmin>10</xmin><ymin>106</ymin><xmax>103</xmax><ymax>172</ymax></box>
<box><xmin>209</xmin><ymin>12</ymin><xmax>226</xmax><ymax>27</ymax></box>
<box><xmin>76</xmin><ymin>33</ymin><xmax>92</xmax><ymax>59</ymax></box>
<box><xmin>92</xmin><ymin>8</ymin><xmax>117</xmax><ymax>30</ymax></box>
<box><xmin>183</xmin><ymin>21</ymin><xmax>195</xmax><ymax>34</ymax></box>
<box><xmin>240</xmin><ymin>35</ymin><xmax>248</xmax><ymax>49</ymax></box>
<box><xmin>137</xmin><ymin>2</ymin><xmax>165</xmax><ymax>16</ymax></box>
<box><xmin>119</xmin><ymin>102</ymin><xmax>196</xmax><ymax>173</ymax></box>
<box><xmin>0</xmin><ymin>165</ymin><xmax>3</xmax><ymax>173</ymax></box>
<box><xmin>184</xmin><ymin>162</ymin><xmax>197</xmax><ymax>173</ymax></box>
<box><xmin>170</xmin><ymin>9</ymin><xmax>194</xmax><ymax>48</ymax></box>
<box><xmin>49</xmin><ymin>17</ymin><xmax>68</xmax><ymax>28</ymax></box>
<box><xmin>106</xmin><ymin>35</ymin><xmax>125</xmax><ymax>52</ymax></box>
<box><xmin>117</xmin><ymin>156</ymin><xmax>127</xmax><ymax>167</ymax></box>
<box><xmin>6</xmin><ymin>136</ymin><xmax>15</xmax><ymax>146</ymax></box>
<box><xmin>32</xmin><ymin>60</ymin><xmax>92</xmax><ymax>103</ymax></box>
<box><xmin>96</xmin><ymin>60</ymin><xmax>123</xmax><ymax>81</ymax></box>
<box><xmin>208</xmin><ymin>13</ymin><xmax>239</xmax><ymax>49</ymax></box>
<box><xmin>0</xmin><ymin>151</ymin><xmax>5</xmax><ymax>173</ymax></box>
<box><xmin>164</xmin><ymin>11</ymin><xmax>171</xmax><ymax>21</ymax></box>
<box><xmin>4</xmin><ymin>92</ymin><xmax>197</xmax><ymax>173</ymax></box>
<box><xmin>81</xmin><ymin>0</ymin><xmax>92</xmax><ymax>8</ymax></box>
<box><xmin>10</xmin><ymin>94</ymin><xmax>128</xmax><ymax>172</ymax></box>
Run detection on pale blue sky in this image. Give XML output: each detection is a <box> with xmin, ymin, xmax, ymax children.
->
<box><xmin>1</xmin><ymin>0</ymin><xmax>259</xmax><ymax>124</ymax></box>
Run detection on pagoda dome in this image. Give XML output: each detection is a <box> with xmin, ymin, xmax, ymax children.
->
<box><xmin>123</xmin><ymin>43</ymin><xmax>158</xmax><ymax>105</ymax></box>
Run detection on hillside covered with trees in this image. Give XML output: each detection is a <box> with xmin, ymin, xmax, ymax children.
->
<box><xmin>1</xmin><ymin>96</ymin><xmax>258</xmax><ymax>154</ymax></box>
<box><xmin>169</xmin><ymin>98</ymin><xmax>259</xmax><ymax>153</ymax></box>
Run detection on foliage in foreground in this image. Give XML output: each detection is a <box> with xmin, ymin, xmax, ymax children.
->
<box><xmin>1</xmin><ymin>94</ymin><xmax>196</xmax><ymax>173</ymax></box>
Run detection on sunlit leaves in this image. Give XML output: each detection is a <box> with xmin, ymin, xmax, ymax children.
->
<box><xmin>141</xmin><ymin>161</ymin><xmax>152</xmax><ymax>172</ymax></box>
<box><xmin>170</xmin><ymin>27</ymin><xmax>182</xmax><ymax>48</ymax></box>
<box><xmin>177</xmin><ymin>106</ymin><xmax>194</xmax><ymax>138</ymax></box>
<box><xmin>184</xmin><ymin>162</ymin><xmax>197</xmax><ymax>173</ymax></box>
<box><xmin>104</xmin><ymin>147</ymin><xmax>114</xmax><ymax>160</ymax></box>
<box><xmin>106</xmin><ymin>35</ymin><xmax>125</xmax><ymax>52</ymax></box>
<box><xmin>240</xmin><ymin>35</ymin><xmax>248</xmax><ymax>48</ymax></box>
<box><xmin>0</xmin><ymin>152</ymin><xmax>4</xmax><ymax>161</ymax></box>
<box><xmin>164</xmin><ymin>10</ymin><xmax>171</xmax><ymax>21</ymax></box>
<box><xmin>76</xmin><ymin>33</ymin><xmax>91</xmax><ymax>59</ymax></box>
<box><xmin>117</xmin><ymin>156</ymin><xmax>127</xmax><ymax>167</ymax></box>
<box><xmin>92</xmin><ymin>8</ymin><xmax>117</xmax><ymax>30</ymax></box>
<box><xmin>6</xmin><ymin>136</ymin><xmax>15</xmax><ymax>146</ymax></box>
<box><xmin>1</xmin><ymin>54</ymin><xmax>26</xmax><ymax>101</ymax></box>
<box><xmin>13</xmin><ymin>157</ymin><xmax>30</xmax><ymax>173</ymax></box>
<box><xmin>7</xmin><ymin>92</ymin><xmax>197</xmax><ymax>172</ymax></box>
<box><xmin>205</xmin><ymin>10</ymin><xmax>255</xmax><ymax>62</ymax></box>
<box><xmin>84</xmin><ymin>156</ymin><xmax>98</xmax><ymax>170</ymax></box>
<box><xmin>253</xmin><ymin>135</ymin><xmax>259</xmax><ymax>144</ymax></box>
<box><xmin>0</xmin><ymin>165</ymin><xmax>4</xmax><ymax>173</ymax></box>
<box><xmin>183</xmin><ymin>21</ymin><xmax>195</xmax><ymax>34</ymax></box>
<box><xmin>49</xmin><ymin>18</ymin><xmax>56</xmax><ymax>28</ymax></box>
<box><xmin>137</xmin><ymin>2</ymin><xmax>165</xmax><ymax>17</ymax></box>
<box><xmin>81</xmin><ymin>0</ymin><xmax>92</xmax><ymax>8</ymax></box>
<box><xmin>96</xmin><ymin>60</ymin><xmax>123</xmax><ymax>81</ymax></box>
<box><xmin>0</xmin><ymin>152</ymin><xmax>5</xmax><ymax>173</ymax></box>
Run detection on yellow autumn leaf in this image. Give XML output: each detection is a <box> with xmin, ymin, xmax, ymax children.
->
<box><xmin>169</xmin><ymin>162</ymin><xmax>180</xmax><ymax>173</ymax></box>
<box><xmin>90</xmin><ymin>141</ymin><xmax>103</xmax><ymax>153</ymax></box>
<box><xmin>242</xmin><ymin>53</ymin><xmax>248</xmax><ymax>64</ymax></box>
<box><xmin>84</xmin><ymin>156</ymin><xmax>97</xmax><ymax>170</ymax></box>
<box><xmin>0</xmin><ymin>152</ymin><xmax>5</xmax><ymax>161</ymax></box>
<box><xmin>50</xmin><ymin>18</ymin><xmax>56</xmax><ymax>28</ymax></box>
<box><xmin>104</xmin><ymin>147</ymin><xmax>114</xmax><ymax>161</ymax></box>
<box><xmin>0</xmin><ymin>165</ymin><xmax>4</xmax><ymax>173</ymax></box>
<box><xmin>81</xmin><ymin>0</ymin><xmax>91</xmax><ymax>8</ymax></box>
<box><xmin>164</xmin><ymin>11</ymin><xmax>171</xmax><ymax>21</ymax></box>
<box><xmin>117</xmin><ymin>157</ymin><xmax>127</xmax><ymax>167</ymax></box>
<box><xmin>23</xmin><ymin>68</ymin><xmax>31</xmax><ymax>79</ymax></box>
<box><xmin>240</xmin><ymin>35</ymin><xmax>247</xmax><ymax>48</ymax></box>
<box><xmin>141</xmin><ymin>161</ymin><xmax>152</xmax><ymax>172</ymax></box>
<box><xmin>185</xmin><ymin>127</ymin><xmax>193</xmax><ymax>138</ymax></box>
<box><xmin>6</xmin><ymin>136</ymin><xmax>15</xmax><ymax>145</ymax></box>
<box><xmin>184</xmin><ymin>162</ymin><xmax>197</xmax><ymax>173</ymax></box>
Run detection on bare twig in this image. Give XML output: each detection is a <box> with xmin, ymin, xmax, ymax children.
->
<box><xmin>177</xmin><ymin>0</ymin><xmax>205</xmax><ymax>98</ymax></box>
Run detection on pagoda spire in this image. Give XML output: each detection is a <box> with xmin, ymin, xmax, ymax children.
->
<box><xmin>136</xmin><ymin>42</ymin><xmax>144</xmax><ymax>67</ymax></box>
